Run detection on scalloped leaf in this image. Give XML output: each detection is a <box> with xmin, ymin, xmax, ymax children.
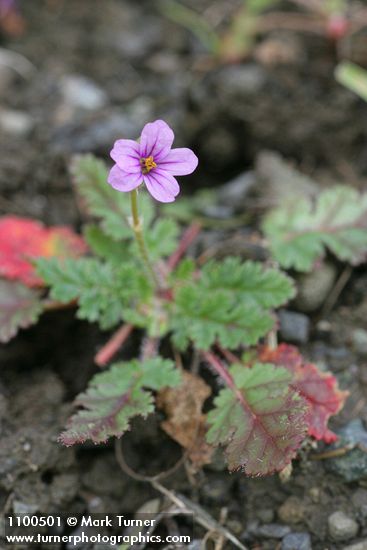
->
<box><xmin>258</xmin><ymin>344</ymin><xmax>349</xmax><ymax>443</ymax></box>
<box><xmin>60</xmin><ymin>357</ymin><xmax>180</xmax><ymax>446</ymax></box>
<box><xmin>171</xmin><ymin>284</ymin><xmax>274</xmax><ymax>350</ymax></box>
<box><xmin>200</xmin><ymin>258</ymin><xmax>295</xmax><ymax>308</ymax></box>
<box><xmin>0</xmin><ymin>216</ymin><xmax>87</xmax><ymax>287</ymax></box>
<box><xmin>206</xmin><ymin>361</ymin><xmax>308</xmax><ymax>476</ymax></box>
<box><xmin>170</xmin><ymin>258</ymin><xmax>293</xmax><ymax>350</ymax></box>
<box><xmin>36</xmin><ymin>257</ymin><xmax>153</xmax><ymax>330</ymax></box>
<box><xmin>263</xmin><ymin>186</ymin><xmax>367</xmax><ymax>271</ymax></box>
<box><xmin>0</xmin><ymin>280</ymin><xmax>43</xmax><ymax>343</ymax></box>
<box><xmin>71</xmin><ymin>154</ymin><xmax>154</xmax><ymax>240</ymax></box>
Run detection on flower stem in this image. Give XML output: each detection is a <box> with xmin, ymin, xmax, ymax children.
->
<box><xmin>130</xmin><ymin>188</ymin><xmax>160</xmax><ymax>288</ymax></box>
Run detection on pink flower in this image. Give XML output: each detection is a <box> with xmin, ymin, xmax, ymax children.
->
<box><xmin>108</xmin><ymin>120</ymin><xmax>198</xmax><ymax>203</ymax></box>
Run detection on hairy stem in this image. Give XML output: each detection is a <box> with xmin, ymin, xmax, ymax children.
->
<box><xmin>130</xmin><ymin>188</ymin><xmax>160</xmax><ymax>288</ymax></box>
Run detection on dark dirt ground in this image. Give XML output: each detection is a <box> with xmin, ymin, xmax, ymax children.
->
<box><xmin>1</xmin><ymin>1</ymin><xmax>367</xmax><ymax>549</ymax></box>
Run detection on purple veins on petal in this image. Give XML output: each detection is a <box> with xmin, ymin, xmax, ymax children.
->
<box><xmin>139</xmin><ymin>120</ymin><xmax>174</xmax><ymax>160</ymax></box>
<box><xmin>107</xmin><ymin>119</ymin><xmax>198</xmax><ymax>203</ymax></box>
<box><xmin>108</xmin><ymin>165</ymin><xmax>143</xmax><ymax>192</ymax></box>
<box><xmin>144</xmin><ymin>170</ymin><xmax>180</xmax><ymax>203</ymax></box>
<box><xmin>158</xmin><ymin>147</ymin><xmax>199</xmax><ymax>176</ymax></box>
<box><xmin>110</xmin><ymin>139</ymin><xmax>141</xmax><ymax>173</ymax></box>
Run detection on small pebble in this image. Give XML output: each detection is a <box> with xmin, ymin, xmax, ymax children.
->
<box><xmin>257</xmin><ymin>523</ymin><xmax>291</xmax><ymax>539</ymax></box>
<box><xmin>343</xmin><ymin>541</ymin><xmax>367</xmax><ymax>550</ymax></box>
<box><xmin>282</xmin><ymin>532</ymin><xmax>312</xmax><ymax>550</ymax></box>
<box><xmin>328</xmin><ymin>511</ymin><xmax>359</xmax><ymax>541</ymax></box>
<box><xmin>0</xmin><ymin>109</ymin><xmax>34</xmax><ymax>136</ymax></box>
<box><xmin>256</xmin><ymin>508</ymin><xmax>275</xmax><ymax>524</ymax></box>
<box><xmin>278</xmin><ymin>496</ymin><xmax>306</xmax><ymax>524</ymax></box>
<box><xmin>279</xmin><ymin>310</ymin><xmax>310</xmax><ymax>344</ymax></box>
<box><xmin>61</xmin><ymin>75</ymin><xmax>107</xmax><ymax>110</ymax></box>
<box><xmin>352</xmin><ymin>329</ymin><xmax>367</xmax><ymax>355</ymax></box>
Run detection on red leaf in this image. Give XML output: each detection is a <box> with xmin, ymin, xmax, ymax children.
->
<box><xmin>0</xmin><ymin>216</ymin><xmax>87</xmax><ymax>287</ymax></box>
<box><xmin>259</xmin><ymin>344</ymin><xmax>349</xmax><ymax>443</ymax></box>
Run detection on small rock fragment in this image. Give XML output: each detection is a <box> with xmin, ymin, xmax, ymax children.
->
<box><xmin>278</xmin><ymin>496</ymin><xmax>306</xmax><ymax>524</ymax></box>
<box><xmin>282</xmin><ymin>532</ymin><xmax>312</xmax><ymax>550</ymax></box>
<box><xmin>279</xmin><ymin>310</ymin><xmax>310</xmax><ymax>344</ymax></box>
<box><xmin>257</xmin><ymin>523</ymin><xmax>291</xmax><ymax>539</ymax></box>
<box><xmin>328</xmin><ymin>511</ymin><xmax>358</xmax><ymax>541</ymax></box>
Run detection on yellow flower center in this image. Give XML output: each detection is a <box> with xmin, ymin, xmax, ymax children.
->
<box><xmin>141</xmin><ymin>156</ymin><xmax>157</xmax><ymax>174</ymax></box>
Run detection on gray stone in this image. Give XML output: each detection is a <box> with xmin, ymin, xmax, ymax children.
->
<box><xmin>328</xmin><ymin>511</ymin><xmax>359</xmax><ymax>541</ymax></box>
<box><xmin>282</xmin><ymin>532</ymin><xmax>312</xmax><ymax>550</ymax></box>
<box><xmin>257</xmin><ymin>523</ymin><xmax>291</xmax><ymax>539</ymax></box>
<box><xmin>278</xmin><ymin>497</ymin><xmax>306</xmax><ymax>524</ymax></box>
<box><xmin>256</xmin><ymin>508</ymin><xmax>274</xmax><ymax>524</ymax></box>
<box><xmin>295</xmin><ymin>262</ymin><xmax>337</xmax><ymax>312</ymax></box>
<box><xmin>343</xmin><ymin>541</ymin><xmax>367</xmax><ymax>550</ymax></box>
<box><xmin>279</xmin><ymin>310</ymin><xmax>310</xmax><ymax>344</ymax></box>
<box><xmin>352</xmin><ymin>329</ymin><xmax>367</xmax><ymax>355</ymax></box>
<box><xmin>188</xmin><ymin>541</ymin><xmax>202</xmax><ymax>550</ymax></box>
<box><xmin>326</xmin><ymin>420</ymin><xmax>367</xmax><ymax>482</ymax></box>
<box><xmin>0</xmin><ymin>109</ymin><xmax>34</xmax><ymax>136</ymax></box>
<box><xmin>218</xmin><ymin>65</ymin><xmax>267</xmax><ymax>97</ymax></box>
<box><xmin>217</xmin><ymin>171</ymin><xmax>256</xmax><ymax>210</ymax></box>
<box><xmin>61</xmin><ymin>75</ymin><xmax>107</xmax><ymax>110</ymax></box>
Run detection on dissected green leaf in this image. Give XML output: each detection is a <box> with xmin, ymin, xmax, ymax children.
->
<box><xmin>36</xmin><ymin>257</ymin><xmax>152</xmax><ymax>330</ymax></box>
<box><xmin>0</xmin><ymin>280</ymin><xmax>43</xmax><ymax>343</ymax></box>
<box><xmin>71</xmin><ymin>154</ymin><xmax>154</xmax><ymax>240</ymax></box>
<box><xmin>84</xmin><ymin>225</ymin><xmax>129</xmax><ymax>263</ymax></box>
<box><xmin>207</xmin><ymin>362</ymin><xmax>308</xmax><ymax>476</ymax></box>
<box><xmin>171</xmin><ymin>285</ymin><xmax>274</xmax><ymax>350</ymax></box>
<box><xmin>60</xmin><ymin>357</ymin><xmax>180</xmax><ymax>446</ymax></box>
<box><xmin>200</xmin><ymin>258</ymin><xmax>295</xmax><ymax>308</ymax></box>
<box><xmin>135</xmin><ymin>218</ymin><xmax>180</xmax><ymax>261</ymax></box>
<box><xmin>170</xmin><ymin>258</ymin><xmax>293</xmax><ymax>350</ymax></box>
<box><xmin>263</xmin><ymin>186</ymin><xmax>367</xmax><ymax>271</ymax></box>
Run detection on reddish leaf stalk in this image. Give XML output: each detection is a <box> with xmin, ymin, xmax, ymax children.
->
<box><xmin>216</xmin><ymin>344</ymin><xmax>242</xmax><ymax>366</ymax></box>
<box><xmin>167</xmin><ymin>222</ymin><xmax>202</xmax><ymax>272</ymax></box>
<box><xmin>202</xmin><ymin>350</ymin><xmax>253</xmax><ymax>417</ymax></box>
<box><xmin>95</xmin><ymin>324</ymin><xmax>134</xmax><ymax>367</ymax></box>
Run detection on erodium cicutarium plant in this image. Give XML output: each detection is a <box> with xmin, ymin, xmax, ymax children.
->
<box><xmin>3</xmin><ymin>119</ymin><xmax>346</xmax><ymax>477</ymax></box>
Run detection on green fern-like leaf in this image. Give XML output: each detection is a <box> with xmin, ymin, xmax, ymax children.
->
<box><xmin>170</xmin><ymin>258</ymin><xmax>293</xmax><ymax>350</ymax></box>
<box><xmin>83</xmin><ymin>225</ymin><xmax>129</xmax><ymax>263</ymax></box>
<box><xmin>263</xmin><ymin>185</ymin><xmax>367</xmax><ymax>272</ymax></box>
<box><xmin>200</xmin><ymin>258</ymin><xmax>295</xmax><ymax>308</ymax></box>
<box><xmin>206</xmin><ymin>362</ymin><xmax>308</xmax><ymax>476</ymax></box>
<box><xmin>36</xmin><ymin>257</ymin><xmax>152</xmax><ymax>329</ymax></box>
<box><xmin>71</xmin><ymin>154</ymin><xmax>154</xmax><ymax>240</ymax></box>
<box><xmin>60</xmin><ymin>357</ymin><xmax>181</xmax><ymax>446</ymax></box>
<box><xmin>171</xmin><ymin>285</ymin><xmax>274</xmax><ymax>350</ymax></box>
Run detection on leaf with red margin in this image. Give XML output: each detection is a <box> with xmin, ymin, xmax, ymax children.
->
<box><xmin>0</xmin><ymin>280</ymin><xmax>43</xmax><ymax>343</ymax></box>
<box><xmin>206</xmin><ymin>360</ymin><xmax>309</xmax><ymax>476</ymax></box>
<box><xmin>258</xmin><ymin>344</ymin><xmax>349</xmax><ymax>443</ymax></box>
<box><xmin>0</xmin><ymin>216</ymin><xmax>87</xmax><ymax>287</ymax></box>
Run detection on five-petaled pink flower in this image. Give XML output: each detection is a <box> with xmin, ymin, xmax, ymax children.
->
<box><xmin>108</xmin><ymin>120</ymin><xmax>198</xmax><ymax>203</ymax></box>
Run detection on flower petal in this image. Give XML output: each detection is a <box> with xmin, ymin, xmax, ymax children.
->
<box><xmin>140</xmin><ymin>120</ymin><xmax>174</xmax><ymax>161</ymax></box>
<box><xmin>158</xmin><ymin>147</ymin><xmax>198</xmax><ymax>176</ymax></box>
<box><xmin>110</xmin><ymin>139</ymin><xmax>141</xmax><ymax>173</ymax></box>
<box><xmin>108</xmin><ymin>164</ymin><xmax>143</xmax><ymax>192</ymax></box>
<box><xmin>144</xmin><ymin>169</ymin><xmax>180</xmax><ymax>203</ymax></box>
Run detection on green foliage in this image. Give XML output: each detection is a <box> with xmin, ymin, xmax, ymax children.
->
<box><xmin>71</xmin><ymin>155</ymin><xmax>154</xmax><ymax>240</ymax></box>
<box><xmin>60</xmin><ymin>358</ymin><xmax>180</xmax><ymax>446</ymax></box>
<box><xmin>200</xmin><ymin>258</ymin><xmax>295</xmax><ymax>308</ymax></box>
<box><xmin>335</xmin><ymin>62</ymin><xmax>367</xmax><ymax>102</ymax></box>
<box><xmin>158</xmin><ymin>0</ymin><xmax>220</xmax><ymax>54</ymax></box>
<box><xmin>170</xmin><ymin>258</ymin><xmax>294</xmax><ymax>350</ymax></box>
<box><xmin>0</xmin><ymin>280</ymin><xmax>43</xmax><ymax>343</ymax></box>
<box><xmin>36</xmin><ymin>257</ymin><xmax>152</xmax><ymax>330</ymax></box>
<box><xmin>133</xmin><ymin>218</ymin><xmax>180</xmax><ymax>261</ymax></box>
<box><xmin>206</xmin><ymin>362</ymin><xmax>308</xmax><ymax>476</ymax></box>
<box><xmin>263</xmin><ymin>185</ymin><xmax>367</xmax><ymax>271</ymax></box>
<box><xmin>84</xmin><ymin>225</ymin><xmax>129</xmax><ymax>263</ymax></box>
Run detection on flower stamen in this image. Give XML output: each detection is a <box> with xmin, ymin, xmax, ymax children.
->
<box><xmin>140</xmin><ymin>156</ymin><xmax>157</xmax><ymax>174</ymax></box>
